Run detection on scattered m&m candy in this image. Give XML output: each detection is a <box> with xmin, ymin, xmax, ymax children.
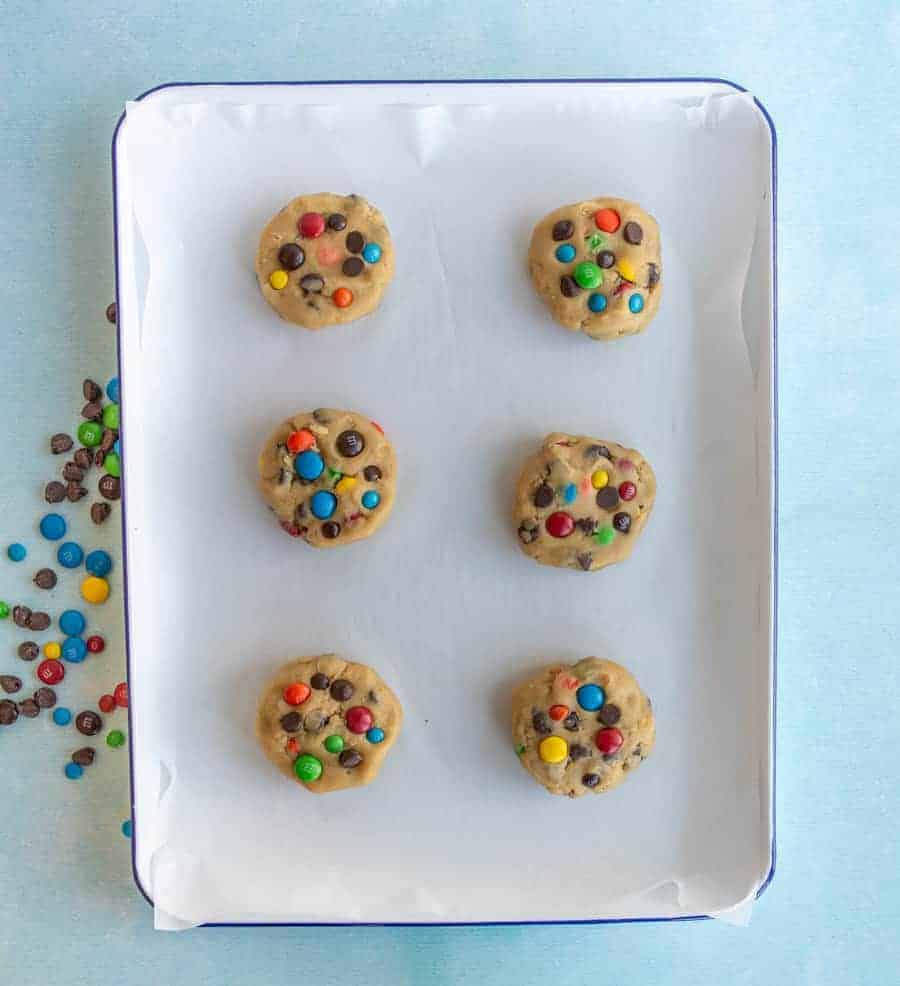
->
<box><xmin>39</xmin><ymin>513</ymin><xmax>67</xmax><ymax>541</ymax></box>
<box><xmin>86</xmin><ymin>635</ymin><xmax>105</xmax><ymax>653</ymax></box>
<box><xmin>323</xmin><ymin>734</ymin><xmax>344</xmax><ymax>754</ymax></box>
<box><xmin>81</xmin><ymin>576</ymin><xmax>109</xmax><ymax>605</ymax></box>
<box><xmin>588</xmin><ymin>293</ymin><xmax>607</xmax><ymax>313</ymax></box>
<box><xmin>595</xmin><ymin>727</ymin><xmax>624</xmax><ymax>754</ymax></box>
<box><xmin>573</xmin><ymin>261</ymin><xmax>602</xmax><ymax>290</ymax></box>
<box><xmin>310</xmin><ymin>491</ymin><xmax>337</xmax><ymax>519</ymax></box>
<box><xmin>37</xmin><ymin>660</ymin><xmax>65</xmax><ymax>685</ymax></box>
<box><xmin>555</xmin><ymin>244</ymin><xmax>576</xmax><ymax>263</ymax></box>
<box><xmin>62</xmin><ymin>637</ymin><xmax>87</xmax><ymax>663</ymax></box>
<box><xmin>85</xmin><ymin>550</ymin><xmax>112</xmax><ymax>577</ymax></box>
<box><xmin>122</xmin><ymin>820</ymin><xmax>133</xmax><ymax>838</ymax></box>
<box><xmin>53</xmin><ymin>707</ymin><xmax>72</xmax><ymax>726</ymax></box>
<box><xmin>366</xmin><ymin>727</ymin><xmax>385</xmax><ymax>744</ymax></box>
<box><xmin>268</xmin><ymin>270</ymin><xmax>289</xmax><ymax>290</ymax></box>
<box><xmin>629</xmin><ymin>293</ymin><xmax>644</xmax><ymax>313</ymax></box>
<box><xmin>286</xmin><ymin>429</ymin><xmax>315</xmax><ymax>453</ymax></box>
<box><xmin>545</xmin><ymin>511</ymin><xmax>574</xmax><ymax>538</ymax></box>
<box><xmin>106</xmin><ymin>377</ymin><xmax>120</xmax><ymax>403</ymax></box>
<box><xmin>361</xmin><ymin>490</ymin><xmax>380</xmax><ymax>510</ymax></box>
<box><xmin>102</xmin><ymin>404</ymin><xmax>119</xmax><ymax>430</ymax></box>
<box><xmin>594</xmin><ymin>208</ymin><xmax>620</xmax><ymax>233</ymax></box>
<box><xmin>283</xmin><ymin>683</ymin><xmax>310</xmax><ymax>706</ymax></box>
<box><xmin>345</xmin><ymin>706</ymin><xmax>373</xmax><ymax>734</ymax></box>
<box><xmin>106</xmin><ymin>729</ymin><xmax>126</xmax><ymax>748</ymax></box>
<box><xmin>294</xmin><ymin>753</ymin><xmax>323</xmax><ymax>782</ymax></box>
<box><xmin>7</xmin><ymin>543</ymin><xmax>26</xmax><ymax>562</ymax></box>
<box><xmin>576</xmin><ymin>683</ymin><xmax>605</xmax><ymax>711</ymax></box>
<box><xmin>361</xmin><ymin>242</ymin><xmax>382</xmax><ymax>264</ymax></box>
<box><xmin>59</xmin><ymin>609</ymin><xmax>85</xmax><ymax>636</ymax></box>
<box><xmin>98</xmin><ymin>694</ymin><xmax>116</xmax><ymax>713</ymax></box>
<box><xmin>114</xmin><ymin>682</ymin><xmax>129</xmax><ymax>708</ymax></box>
<box><xmin>65</xmin><ymin>763</ymin><xmax>83</xmax><ymax>780</ymax></box>
<box><xmin>538</xmin><ymin>736</ymin><xmax>568</xmax><ymax>764</ymax></box>
<box><xmin>295</xmin><ymin>450</ymin><xmax>324</xmax><ymax>481</ymax></box>
<box><xmin>57</xmin><ymin>542</ymin><xmax>84</xmax><ymax>568</ymax></box>
<box><xmin>619</xmin><ymin>481</ymin><xmax>636</xmax><ymax>501</ymax></box>
<box><xmin>332</xmin><ymin>287</ymin><xmax>353</xmax><ymax>308</ymax></box>
<box><xmin>44</xmin><ymin>641</ymin><xmax>61</xmax><ymax>660</ymax></box>
<box><xmin>299</xmin><ymin>212</ymin><xmax>325</xmax><ymax>238</ymax></box>
<box><xmin>77</xmin><ymin>422</ymin><xmax>102</xmax><ymax>448</ymax></box>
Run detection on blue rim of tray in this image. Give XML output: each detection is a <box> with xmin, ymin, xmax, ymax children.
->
<box><xmin>111</xmin><ymin>77</ymin><xmax>777</xmax><ymax>928</ymax></box>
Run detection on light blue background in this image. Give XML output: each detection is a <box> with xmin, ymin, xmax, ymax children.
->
<box><xmin>1</xmin><ymin>1</ymin><xmax>898</xmax><ymax>983</ymax></box>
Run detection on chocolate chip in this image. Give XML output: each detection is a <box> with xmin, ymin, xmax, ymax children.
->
<box><xmin>75</xmin><ymin>711</ymin><xmax>103</xmax><ymax>736</ymax></box>
<box><xmin>105</xmin><ymin>302</ymin><xmax>117</xmax><ymax>324</ymax></box>
<box><xmin>533</xmin><ymin>483</ymin><xmax>554</xmax><ymax>508</ymax></box>
<box><xmin>330</xmin><ymin>679</ymin><xmax>354</xmax><ymax>702</ymax></box>
<box><xmin>647</xmin><ymin>262</ymin><xmax>660</xmax><ymax>289</ymax></box>
<box><xmin>18</xmin><ymin>698</ymin><xmax>39</xmax><ymax>718</ymax></box>
<box><xmin>633</xmin><ymin>743</ymin><xmax>643</xmax><ymax>757</ymax></box>
<box><xmin>0</xmin><ymin>700</ymin><xmax>18</xmax><ymax>725</ymax></box>
<box><xmin>310</xmin><ymin>672</ymin><xmax>330</xmax><ymax>690</ymax></box>
<box><xmin>98</xmin><ymin>475</ymin><xmax>120</xmax><ymax>500</ymax></box>
<box><xmin>563</xmin><ymin>712</ymin><xmax>580</xmax><ymax>731</ymax></box>
<box><xmin>552</xmin><ymin>220</ymin><xmax>574</xmax><ymax>241</ymax></box>
<box><xmin>367</xmin><ymin>689</ymin><xmax>378</xmax><ymax>704</ymax></box>
<box><xmin>517</xmin><ymin>522</ymin><xmax>539</xmax><ymax>544</ymax></box>
<box><xmin>33</xmin><ymin>569</ymin><xmax>57</xmax><ymax>590</ymax></box>
<box><xmin>582</xmin><ymin>773</ymin><xmax>601</xmax><ymax>788</ymax></box>
<box><xmin>277</xmin><ymin>243</ymin><xmax>305</xmax><ymax>270</ymax></box>
<box><xmin>532</xmin><ymin>711</ymin><xmax>551</xmax><ymax>735</ymax></box>
<box><xmin>279</xmin><ymin>712</ymin><xmax>302</xmax><ymax>732</ymax></box>
<box><xmin>299</xmin><ymin>273</ymin><xmax>325</xmax><ymax>293</ymax></box>
<box><xmin>339</xmin><ymin>749</ymin><xmax>362</xmax><ymax>769</ymax></box>
<box><xmin>73</xmin><ymin>448</ymin><xmax>93</xmax><ymax>470</ymax></box>
<box><xmin>67</xmin><ymin>482</ymin><xmax>88</xmax><ymax>502</ymax></box>
<box><xmin>363</xmin><ymin>465</ymin><xmax>381</xmax><ymax>482</ymax></box>
<box><xmin>44</xmin><ymin>481</ymin><xmax>66</xmax><ymax>503</ymax></box>
<box><xmin>99</xmin><ymin>429</ymin><xmax>117</xmax><ymax>455</ymax></box>
<box><xmin>12</xmin><ymin>606</ymin><xmax>32</xmax><ymax>628</ymax></box>
<box><xmin>82</xmin><ymin>401</ymin><xmax>103</xmax><ymax>422</ymax></box>
<box><xmin>90</xmin><ymin>502</ymin><xmax>111</xmax><ymax>525</ymax></box>
<box><xmin>597</xmin><ymin>250</ymin><xmax>616</xmax><ymax>268</ymax></box>
<box><xmin>560</xmin><ymin>275</ymin><xmax>580</xmax><ymax>298</ymax></box>
<box><xmin>596</xmin><ymin>487</ymin><xmax>619</xmax><ymax>510</ymax></box>
<box><xmin>94</xmin><ymin>449</ymin><xmax>105</xmax><ymax>467</ymax></box>
<box><xmin>613</xmin><ymin>512</ymin><xmax>631</xmax><ymax>533</ymax></box>
<box><xmin>321</xmin><ymin>521</ymin><xmax>341</xmax><ymax>539</ymax></box>
<box><xmin>327</xmin><ymin>213</ymin><xmax>347</xmax><ymax>231</ymax></box>
<box><xmin>341</xmin><ymin>256</ymin><xmax>364</xmax><ymax>277</ymax></box>
<box><xmin>63</xmin><ymin>462</ymin><xmax>84</xmax><ymax>482</ymax></box>
<box><xmin>50</xmin><ymin>433</ymin><xmax>73</xmax><ymax>454</ymax></box>
<box><xmin>336</xmin><ymin>430</ymin><xmax>365</xmax><ymax>457</ymax></box>
<box><xmin>602</xmin><ymin>753</ymin><xmax>619</xmax><ymax>763</ymax></box>
<box><xmin>72</xmin><ymin>747</ymin><xmax>95</xmax><ymax>766</ymax></box>
<box><xmin>623</xmin><ymin>221</ymin><xmax>643</xmax><ymax>245</ymax></box>
<box><xmin>597</xmin><ymin>703</ymin><xmax>621</xmax><ymax>726</ymax></box>
<box><xmin>27</xmin><ymin>612</ymin><xmax>50</xmax><ymax>631</ymax></box>
<box><xmin>575</xmin><ymin>518</ymin><xmax>597</xmax><ymax>536</ymax></box>
<box><xmin>584</xmin><ymin>444</ymin><xmax>612</xmax><ymax>461</ymax></box>
<box><xmin>346</xmin><ymin>231</ymin><xmax>365</xmax><ymax>254</ymax></box>
<box><xmin>576</xmin><ymin>553</ymin><xmax>593</xmax><ymax>571</ymax></box>
<box><xmin>0</xmin><ymin>675</ymin><xmax>22</xmax><ymax>694</ymax></box>
<box><xmin>17</xmin><ymin>642</ymin><xmax>39</xmax><ymax>661</ymax></box>
<box><xmin>34</xmin><ymin>687</ymin><xmax>56</xmax><ymax>708</ymax></box>
<box><xmin>83</xmin><ymin>378</ymin><xmax>103</xmax><ymax>402</ymax></box>
<box><xmin>303</xmin><ymin>710</ymin><xmax>326</xmax><ymax>733</ymax></box>
<box><xmin>569</xmin><ymin>743</ymin><xmax>589</xmax><ymax>760</ymax></box>
<box><xmin>312</xmin><ymin>409</ymin><xmax>331</xmax><ymax>424</ymax></box>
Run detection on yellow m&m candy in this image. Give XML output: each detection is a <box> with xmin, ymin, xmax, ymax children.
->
<box><xmin>616</xmin><ymin>257</ymin><xmax>637</xmax><ymax>283</ymax></box>
<box><xmin>44</xmin><ymin>641</ymin><xmax>61</xmax><ymax>660</ymax></box>
<box><xmin>591</xmin><ymin>469</ymin><xmax>609</xmax><ymax>489</ymax></box>
<box><xmin>81</xmin><ymin>576</ymin><xmax>110</xmax><ymax>605</ymax></box>
<box><xmin>268</xmin><ymin>270</ymin><xmax>289</xmax><ymax>290</ymax></box>
<box><xmin>538</xmin><ymin>736</ymin><xmax>568</xmax><ymax>764</ymax></box>
<box><xmin>335</xmin><ymin>476</ymin><xmax>357</xmax><ymax>495</ymax></box>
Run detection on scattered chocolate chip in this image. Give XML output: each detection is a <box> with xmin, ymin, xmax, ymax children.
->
<box><xmin>105</xmin><ymin>302</ymin><xmax>117</xmax><ymax>324</ymax></box>
<box><xmin>597</xmin><ymin>249</ymin><xmax>616</xmax><ymax>268</ymax></box>
<box><xmin>338</xmin><ymin>749</ymin><xmax>362</xmax><ymax>769</ymax></box>
<box><xmin>613</xmin><ymin>512</ymin><xmax>632</xmax><ymax>533</ymax></box>
<box><xmin>34</xmin><ymin>687</ymin><xmax>56</xmax><ymax>708</ymax></box>
<box><xmin>72</xmin><ymin>747</ymin><xmax>95</xmax><ymax>766</ymax></box>
<box><xmin>341</xmin><ymin>256</ymin><xmax>364</xmax><ymax>277</ymax></box>
<box><xmin>576</xmin><ymin>553</ymin><xmax>593</xmax><ymax>571</ymax></box>
<box><xmin>90</xmin><ymin>502</ymin><xmax>111</xmax><ymax>525</ymax></box>
<box><xmin>279</xmin><ymin>712</ymin><xmax>302</xmax><ymax>732</ymax></box>
<box><xmin>623</xmin><ymin>221</ymin><xmax>643</xmax><ymax>245</ymax></box>
<box><xmin>596</xmin><ymin>487</ymin><xmax>619</xmax><ymax>510</ymax></box>
<box><xmin>277</xmin><ymin>243</ymin><xmax>305</xmax><ymax>270</ymax></box>
<box><xmin>44</xmin><ymin>481</ymin><xmax>66</xmax><ymax>503</ymax></box>
<box><xmin>597</xmin><ymin>703</ymin><xmax>621</xmax><ymax>726</ymax></box>
<box><xmin>584</xmin><ymin>444</ymin><xmax>612</xmax><ymax>461</ymax></box>
<box><xmin>602</xmin><ymin>753</ymin><xmax>620</xmax><ymax>763</ymax></box>
<box><xmin>327</xmin><ymin>213</ymin><xmax>347</xmax><ymax>231</ymax></box>
<box><xmin>633</xmin><ymin>743</ymin><xmax>643</xmax><ymax>758</ymax></box>
<box><xmin>310</xmin><ymin>672</ymin><xmax>330</xmax><ymax>690</ymax></box>
<box><xmin>27</xmin><ymin>612</ymin><xmax>50</xmax><ymax>631</ymax></box>
<box><xmin>575</xmin><ymin>518</ymin><xmax>597</xmax><ymax>536</ymax></box>
<box><xmin>517</xmin><ymin>522</ymin><xmax>539</xmax><ymax>544</ymax></box>
<box><xmin>98</xmin><ymin>475</ymin><xmax>120</xmax><ymax>500</ymax></box>
<box><xmin>336</xmin><ymin>430</ymin><xmax>365</xmax><ymax>457</ymax></box>
<box><xmin>82</xmin><ymin>401</ymin><xmax>103</xmax><ymax>422</ymax></box>
<box><xmin>312</xmin><ymin>409</ymin><xmax>331</xmax><ymax>424</ymax></box>
<box><xmin>73</xmin><ymin>448</ymin><xmax>93</xmax><ymax>470</ymax></box>
<box><xmin>569</xmin><ymin>743</ymin><xmax>589</xmax><ymax>760</ymax></box>
<box><xmin>17</xmin><ymin>642</ymin><xmax>39</xmax><ymax>661</ymax></box>
<box><xmin>12</xmin><ymin>606</ymin><xmax>32</xmax><ymax>628</ymax></box>
<box><xmin>50</xmin><ymin>433</ymin><xmax>74</xmax><ymax>454</ymax></box>
<box><xmin>563</xmin><ymin>712</ymin><xmax>580</xmax><ymax>731</ymax></box>
<box><xmin>303</xmin><ymin>710</ymin><xmax>326</xmax><ymax>733</ymax></box>
<box><xmin>67</xmin><ymin>482</ymin><xmax>88</xmax><ymax>502</ymax></box>
<box><xmin>330</xmin><ymin>679</ymin><xmax>354</xmax><ymax>702</ymax></box>
<box><xmin>18</xmin><ymin>698</ymin><xmax>40</xmax><ymax>718</ymax></box>
<box><xmin>552</xmin><ymin>220</ymin><xmax>574</xmax><ymax>241</ymax></box>
<box><xmin>299</xmin><ymin>274</ymin><xmax>325</xmax><ymax>293</ymax></box>
<box><xmin>647</xmin><ymin>263</ymin><xmax>660</xmax><ymax>289</ymax></box>
<box><xmin>99</xmin><ymin>429</ymin><xmax>117</xmax><ymax>454</ymax></box>
<box><xmin>533</xmin><ymin>483</ymin><xmax>554</xmax><ymax>508</ymax></box>
<box><xmin>321</xmin><ymin>521</ymin><xmax>341</xmax><ymax>539</ymax></box>
<box><xmin>94</xmin><ymin>449</ymin><xmax>105</xmax><ymax>467</ymax></box>
<box><xmin>33</xmin><ymin>569</ymin><xmax>57</xmax><ymax>590</ymax></box>
<box><xmin>532</xmin><ymin>711</ymin><xmax>551</xmax><ymax>735</ymax></box>
<box><xmin>75</xmin><ymin>711</ymin><xmax>103</xmax><ymax>736</ymax></box>
<box><xmin>363</xmin><ymin>465</ymin><xmax>381</xmax><ymax>482</ymax></box>
<box><xmin>346</xmin><ymin>231</ymin><xmax>365</xmax><ymax>254</ymax></box>
<box><xmin>83</xmin><ymin>379</ymin><xmax>103</xmax><ymax>402</ymax></box>
<box><xmin>292</xmin><ymin>503</ymin><xmax>306</xmax><ymax>526</ymax></box>
<box><xmin>367</xmin><ymin>689</ymin><xmax>379</xmax><ymax>704</ymax></box>
<box><xmin>62</xmin><ymin>462</ymin><xmax>84</xmax><ymax>482</ymax></box>
<box><xmin>0</xmin><ymin>699</ymin><xmax>18</xmax><ymax>725</ymax></box>
<box><xmin>0</xmin><ymin>675</ymin><xmax>22</xmax><ymax>694</ymax></box>
<box><xmin>560</xmin><ymin>275</ymin><xmax>580</xmax><ymax>298</ymax></box>
<box><xmin>582</xmin><ymin>773</ymin><xmax>601</xmax><ymax>788</ymax></box>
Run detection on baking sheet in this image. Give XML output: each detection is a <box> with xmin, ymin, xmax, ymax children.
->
<box><xmin>113</xmin><ymin>81</ymin><xmax>775</xmax><ymax>929</ymax></box>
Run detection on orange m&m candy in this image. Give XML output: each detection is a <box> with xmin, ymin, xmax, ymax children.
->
<box><xmin>549</xmin><ymin>704</ymin><xmax>569</xmax><ymax>721</ymax></box>
<box><xmin>287</xmin><ymin>429</ymin><xmax>315</xmax><ymax>453</ymax></box>
<box><xmin>594</xmin><ymin>208</ymin><xmax>621</xmax><ymax>233</ymax></box>
<box><xmin>333</xmin><ymin>287</ymin><xmax>353</xmax><ymax>308</ymax></box>
<box><xmin>283</xmin><ymin>683</ymin><xmax>311</xmax><ymax>706</ymax></box>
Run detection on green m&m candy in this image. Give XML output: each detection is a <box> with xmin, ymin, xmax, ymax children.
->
<box><xmin>77</xmin><ymin>421</ymin><xmax>103</xmax><ymax>448</ymax></box>
<box><xmin>294</xmin><ymin>753</ymin><xmax>323</xmax><ymax>782</ymax></box>
<box><xmin>573</xmin><ymin>261</ymin><xmax>603</xmax><ymax>290</ymax></box>
<box><xmin>0</xmin><ymin>601</ymin><xmax>9</xmax><ymax>619</ymax></box>
<box><xmin>595</xmin><ymin>525</ymin><xmax>616</xmax><ymax>546</ymax></box>
<box><xmin>102</xmin><ymin>403</ymin><xmax>120</xmax><ymax>430</ymax></box>
<box><xmin>103</xmin><ymin>452</ymin><xmax>121</xmax><ymax>478</ymax></box>
<box><xmin>323</xmin><ymin>734</ymin><xmax>344</xmax><ymax>754</ymax></box>
<box><xmin>106</xmin><ymin>729</ymin><xmax>126</xmax><ymax>748</ymax></box>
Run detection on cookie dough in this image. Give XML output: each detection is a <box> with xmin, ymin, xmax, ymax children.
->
<box><xmin>256</xmin><ymin>193</ymin><xmax>394</xmax><ymax>329</ymax></box>
<box><xmin>258</xmin><ymin>408</ymin><xmax>396</xmax><ymax>548</ymax></box>
<box><xmin>528</xmin><ymin>198</ymin><xmax>662</xmax><ymax>340</ymax></box>
<box><xmin>257</xmin><ymin>655</ymin><xmax>402</xmax><ymax>794</ymax></box>
<box><xmin>514</xmin><ymin>433</ymin><xmax>655</xmax><ymax>572</ymax></box>
<box><xmin>512</xmin><ymin>657</ymin><xmax>654</xmax><ymax>797</ymax></box>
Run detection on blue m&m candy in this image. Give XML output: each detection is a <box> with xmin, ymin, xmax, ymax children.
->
<box><xmin>53</xmin><ymin>707</ymin><xmax>72</xmax><ymax>726</ymax></box>
<box><xmin>114</xmin><ymin>439</ymin><xmax>120</xmax><ymax>455</ymax></box>
<box><xmin>122</xmin><ymin>820</ymin><xmax>133</xmax><ymax>838</ymax></box>
<box><xmin>563</xmin><ymin>483</ymin><xmax>577</xmax><ymax>503</ymax></box>
<box><xmin>59</xmin><ymin>610</ymin><xmax>86</xmax><ymax>636</ymax></box>
<box><xmin>576</xmin><ymin>683</ymin><xmax>605</xmax><ymax>711</ymax></box>
<box><xmin>7</xmin><ymin>543</ymin><xmax>26</xmax><ymax>562</ymax></box>
<box><xmin>361</xmin><ymin>490</ymin><xmax>380</xmax><ymax>510</ymax></box>
<box><xmin>62</xmin><ymin>637</ymin><xmax>87</xmax><ymax>663</ymax></box>
<box><xmin>362</xmin><ymin>243</ymin><xmax>382</xmax><ymax>264</ymax></box>
<box><xmin>555</xmin><ymin>244</ymin><xmax>576</xmax><ymax>263</ymax></box>
<box><xmin>629</xmin><ymin>293</ymin><xmax>644</xmax><ymax>313</ymax></box>
<box><xmin>57</xmin><ymin>542</ymin><xmax>84</xmax><ymax>568</ymax></box>
<box><xmin>40</xmin><ymin>513</ymin><xmax>66</xmax><ymax>541</ymax></box>
<box><xmin>295</xmin><ymin>450</ymin><xmax>324</xmax><ymax>481</ymax></box>
<box><xmin>106</xmin><ymin>377</ymin><xmax>120</xmax><ymax>403</ymax></box>
<box><xmin>85</xmin><ymin>550</ymin><xmax>112</xmax><ymax>577</ymax></box>
<box><xmin>65</xmin><ymin>763</ymin><xmax>83</xmax><ymax>780</ymax></box>
<box><xmin>588</xmin><ymin>293</ymin><xmax>608</xmax><ymax>313</ymax></box>
<box><xmin>366</xmin><ymin>727</ymin><xmax>385</xmax><ymax>744</ymax></box>
<box><xmin>310</xmin><ymin>491</ymin><xmax>337</xmax><ymax>520</ymax></box>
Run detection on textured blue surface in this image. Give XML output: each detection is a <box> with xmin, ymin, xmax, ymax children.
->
<box><xmin>1</xmin><ymin>1</ymin><xmax>898</xmax><ymax>982</ymax></box>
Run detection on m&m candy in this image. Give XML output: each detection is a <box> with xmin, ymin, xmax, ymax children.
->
<box><xmin>57</xmin><ymin>542</ymin><xmax>84</xmax><ymax>568</ymax></box>
<box><xmin>310</xmin><ymin>491</ymin><xmax>337</xmax><ymax>519</ymax></box>
<box><xmin>53</xmin><ymin>707</ymin><xmax>72</xmax><ymax>726</ymax></box>
<box><xmin>596</xmin><ymin>526</ymin><xmax>616</xmax><ymax>546</ymax></box>
<box><xmin>595</xmin><ymin>727</ymin><xmax>624</xmax><ymax>754</ymax></box>
<box><xmin>332</xmin><ymin>287</ymin><xmax>353</xmax><ymax>308</ymax></box>
<box><xmin>345</xmin><ymin>706</ymin><xmax>373</xmax><ymax>734</ymax></box>
<box><xmin>102</xmin><ymin>404</ymin><xmax>120</xmax><ymax>430</ymax></box>
<box><xmin>362</xmin><ymin>243</ymin><xmax>382</xmax><ymax>264</ymax></box>
<box><xmin>114</xmin><ymin>682</ymin><xmax>129</xmax><ymax>708</ymax></box>
<box><xmin>594</xmin><ymin>208</ymin><xmax>621</xmax><ymax>233</ymax></box>
<box><xmin>616</xmin><ymin>257</ymin><xmax>637</xmax><ymax>283</ymax></box>
<box><xmin>59</xmin><ymin>609</ymin><xmax>85</xmax><ymax>636</ymax></box>
<box><xmin>294</xmin><ymin>753</ymin><xmax>323</xmax><ymax>782</ymax></box>
<box><xmin>85</xmin><ymin>550</ymin><xmax>112</xmax><ymax>577</ymax></box>
<box><xmin>295</xmin><ymin>450</ymin><xmax>324</xmax><ymax>481</ymax></box>
<box><xmin>619</xmin><ymin>481</ymin><xmax>637</xmax><ymax>501</ymax></box>
<box><xmin>103</xmin><ymin>453</ymin><xmax>121</xmax><ymax>477</ymax></box>
<box><xmin>86</xmin><ymin>635</ymin><xmax>105</xmax><ymax>653</ymax></box>
<box><xmin>576</xmin><ymin>683</ymin><xmax>605</xmax><ymax>711</ymax></box>
<box><xmin>588</xmin><ymin>293</ymin><xmax>607</xmax><ymax>313</ymax></box>
<box><xmin>106</xmin><ymin>729</ymin><xmax>126</xmax><ymax>748</ymax></box>
<box><xmin>81</xmin><ymin>577</ymin><xmax>109</xmax><ymax>604</ymax></box>
<box><xmin>545</xmin><ymin>512</ymin><xmax>574</xmax><ymax>538</ymax></box>
<box><xmin>324</xmin><ymin>734</ymin><xmax>344</xmax><ymax>754</ymax></box>
<box><xmin>62</xmin><ymin>637</ymin><xmax>87</xmax><ymax>663</ymax></box>
<box><xmin>361</xmin><ymin>490</ymin><xmax>380</xmax><ymax>510</ymax></box>
<box><xmin>7</xmin><ymin>543</ymin><xmax>26</xmax><ymax>562</ymax></box>
<box><xmin>65</xmin><ymin>763</ymin><xmax>83</xmax><ymax>780</ymax></box>
<box><xmin>286</xmin><ymin>429</ymin><xmax>315</xmax><ymax>453</ymax></box>
<box><xmin>573</xmin><ymin>261</ymin><xmax>602</xmax><ymax>290</ymax></box>
<box><xmin>268</xmin><ymin>270</ymin><xmax>288</xmax><ymax>290</ymax></box>
<box><xmin>39</xmin><ymin>513</ymin><xmax>67</xmax><ymax>541</ymax></box>
<box><xmin>37</xmin><ymin>660</ymin><xmax>64</xmax><ymax>685</ymax></box>
<box><xmin>629</xmin><ymin>293</ymin><xmax>644</xmax><ymax>313</ymax></box>
<box><xmin>106</xmin><ymin>377</ymin><xmax>120</xmax><ymax>403</ymax></box>
<box><xmin>77</xmin><ymin>422</ymin><xmax>102</xmax><ymax>448</ymax></box>
<box><xmin>555</xmin><ymin>244</ymin><xmax>576</xmax><ymax>263</ymax></box>
<box><xmin>563</xmin><ymin>483</ymin><xmax>577</xmax><ymax>503</ymax></box>
<box><xmin>99</xmin><ymin>694</ymin><xmax>116</xmax><ymax>713</ymax></box>
<box><xmin>283</xmin><ymin>683</ymin><xmax>310</xmax><ymax>706</ymax></box>
<box><xmin>44</xmin><ymin>642</ymin><xmax>61</xmax><ymax>660</ymax></box>
<box><xmin>538</xmin><ymin>736</ymin><xmax>568</xmax><ymax>764</ymax></box>
<box><xmin>366</xmin><ymin>727</ymin><xmax>385</xmax><ymax>744</ymax></box>
<box><xmin>299</xmin><ymin>213</ymin><xmax>325</xmax><ymax>238</ymax></box>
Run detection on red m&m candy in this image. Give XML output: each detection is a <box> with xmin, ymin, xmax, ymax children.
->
<box><xmin>345</xmin><ymin>706</ymin><xmax>373</xmax><ymax>734</ymax></box>
<box><xmin>595</xmin><ymin>727</ymin><xmax>624</xmax><ymax>754</ymax></box>
<box><xmin>86</xmin><ymin>635</ymin><xmax>105</xmax><ymax>653</ymax></box>
<box><xmin>283</xmin><ymin>683</ymin><xmax>310</xmax><ymax>706</ymax></box>
<box><xmin>299</xmin><ymin>213</ymin><xmax>325</xmax><ymax>238</ymax></box>
<box><xmin>545</xmin><ymin>511</ymin><xmax>575</xmax><ymax>538</ymax></box>
<box><xmin>286</xmin><ymin>429</ymin><xmax>315</xmax><ymax>453</ymax></box>
<box><xmin>618</xmin><ymin>481</ymin><xmax>637</xmax><ymax>501</ymax></box>
<box><xmin>37</xmin><ymin>659</ymin><xmax>64</xmax><ymax>685</ymax></box>
<box><xmin>549</xmin><ymin>704</ymin><xmax>569</xmax><ymax>721</ymax></box>
<box><xmin>114</xmin><ymin>682</ymin><xmax>129</xmax><ymax>708</ymax></box>
<box><xmin>99</xmin><ymin>694</ymin><xmax>116</xmax><ymax>713</ymax></box>
<box><xmin>594</xmin><ymin>208</ymin><xmax>621</xmax><ymax>233</ymax></box>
